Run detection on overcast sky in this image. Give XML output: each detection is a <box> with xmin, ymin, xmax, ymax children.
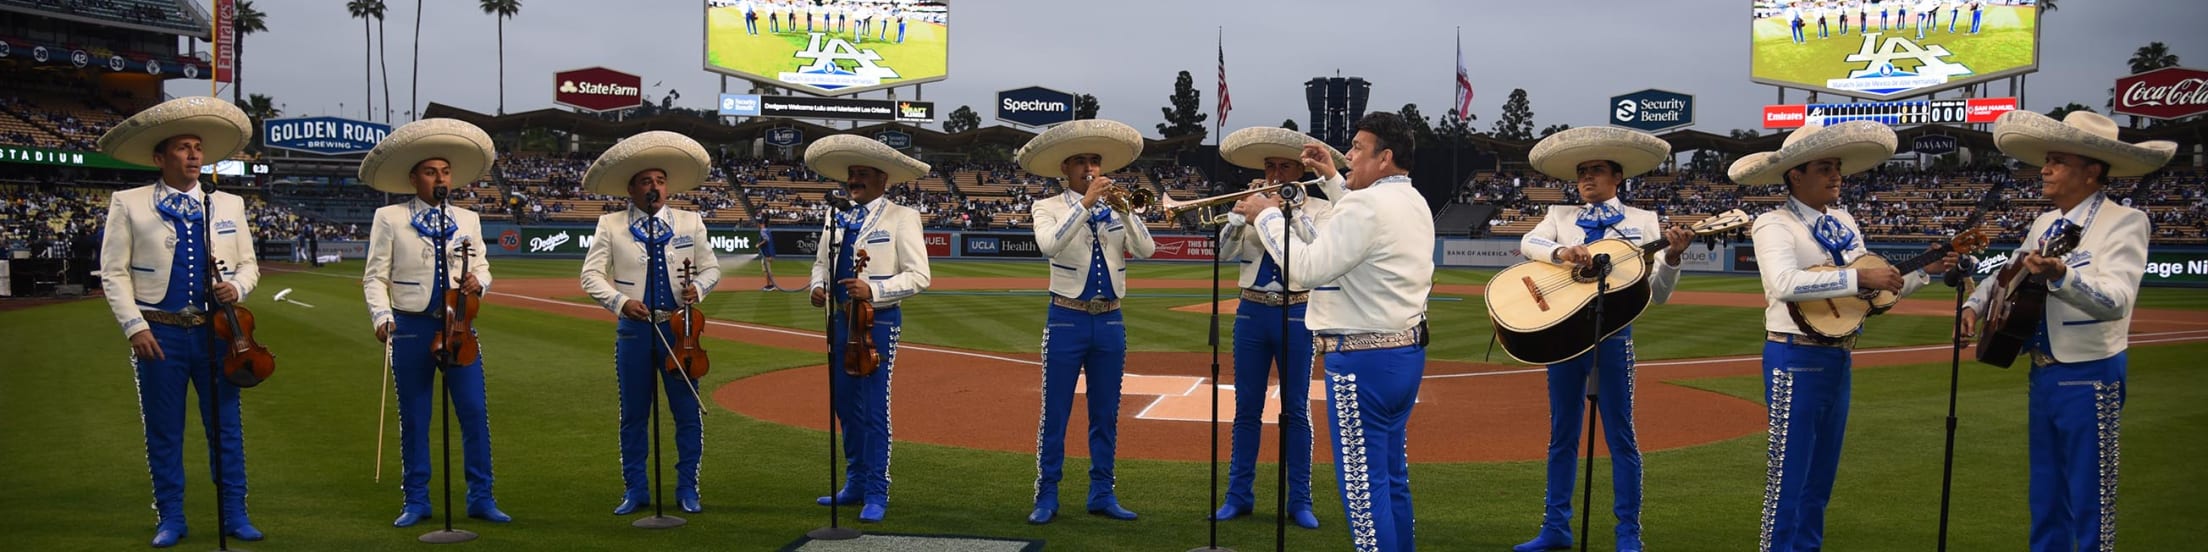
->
<box><xmin>169</xmin><ymin>0</ymin><xmax>2208</xmax><ymax>138</ymax></box>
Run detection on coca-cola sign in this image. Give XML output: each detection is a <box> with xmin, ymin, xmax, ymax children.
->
<box><xmin>2114</xmin><ymin>66</ymin><xmax>2208</xmax><ymax>121</ymax></box>
<box><xmin>553</xmin><ymin>67</ymin><xmax>643</xmax><ymax>113</ymax></box>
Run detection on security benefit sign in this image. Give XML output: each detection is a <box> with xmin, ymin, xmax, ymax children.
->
<box><xmin>997</xmin><ymin>86</ymin><xmax>1076</xmax><ymax>127</ymax></box>
<box><xmin>262</xmin><ymin>117</ymin><xmax>390</xmax><ymax>155</ymax></box>
<box><xmin>1748</xmin><ymin>0</ymin><xmax>2040</xmax><ymax>99</ymax></box>
<box><xmin>703</xmin><ymin>0</ymin><xmax>951</xmax><ymax>96</ymax></box>
<box><xmin>1608</xmin><ymin>89</ymin><xmax>1694</xmax><ymax>133</ymax></box>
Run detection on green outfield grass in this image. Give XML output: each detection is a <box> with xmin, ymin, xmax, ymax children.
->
<box><xmin>1750</xmin><ymin>6</ymin><xmax>2036</xmax><ymax>89</ymax></box>
<box><xmin>4</xmin><ymin>259</ymin><xmax>2201</xmax><ymax>550</ymax></box>
<box><xmin>705</xmin><ymin>7</ymin><xmax>945</xmax><ymax>85</ymax></box>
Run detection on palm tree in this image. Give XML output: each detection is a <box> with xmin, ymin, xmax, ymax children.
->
<box><xmin>347</xmin><ymin>0</ymin><xmax>378</xmax><ymax>120</ymax></box>
<box><xmin>479</xmin><ymin>0</ymin><xmax>522</xmax><ymax>115</ymax></box>
<box><xmin>236</xmin><ymin>94</ymin><xmax>281</xmax><ymax>153</ymax></box>
<box><xmin>231</xmin><ymin>1</ymin><xmax>268</xmax><ymax>104</ymax></box>
<box><xmin>370</xmin><ymin>0</ymin><xmax>391</xmax><ymax>123</ymax></box>
<box><xmin>410</xmin><ymin>0</ymin><xmax>422</xmax><ymax>121</ymax></box>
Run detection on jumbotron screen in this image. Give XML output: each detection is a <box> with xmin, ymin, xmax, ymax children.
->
<box><xmin>704</xmin><ymin>0</ymin><xmax>949</xmax><ymax>96</ymax></box>
<box><xmin>1748</xmin><ymin>0</ymin><xmax>2039</xmax><ymax>99</ymax></box>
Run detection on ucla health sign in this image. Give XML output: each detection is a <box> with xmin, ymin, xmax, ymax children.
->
<box><xmin>263</xmin><ymin>117</ymin><xmax>390</xmax><ymax>155</ymax></box>
<box><xmin>1608</xmin><ymin>89</ymin><xmax>1694</xmax><ymax>133</ymax></box>
<box><xmin>996</xmin><ymin>86</ymin><xmax>1076</xmax><ymax>127</ymax></box>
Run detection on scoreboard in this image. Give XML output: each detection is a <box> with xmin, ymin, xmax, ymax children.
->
<box><xmin>1762</xmin><ymin>97</ymin><xmax>2020</xmax><ymax>129</ymax></box>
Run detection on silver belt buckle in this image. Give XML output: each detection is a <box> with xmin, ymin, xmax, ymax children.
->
<box><xmin>1086</xmin><ymin>300</ymin><xmax>1114</xmax><ymax>315</ymax></box>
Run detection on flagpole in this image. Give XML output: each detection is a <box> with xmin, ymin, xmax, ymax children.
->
<box><xmin>1452</xmin><ymin>27</ymin><xmax>1462</xmax><ymax>204</ymax></box>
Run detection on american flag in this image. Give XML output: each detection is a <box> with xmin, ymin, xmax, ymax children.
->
<box><xmin>1217</xmin><ymin>30</ymin><xmax>1232</xmax><ymax>126</ymax></box>
<box><xmin>1454</xmin><ymin>29</ymin><xmax>1474</xmax><ymax>121</ymax></box>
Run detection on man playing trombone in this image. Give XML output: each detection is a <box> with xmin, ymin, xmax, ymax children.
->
<box><xmin>1018</xmin><ymin>120</ymin><xmax>1155</xmax><ymax>524</ymax></box>
<box><xmin>1209</xmin><ymin>127</ymin><xmax>1335</xmax><ymax>529</ymax></box>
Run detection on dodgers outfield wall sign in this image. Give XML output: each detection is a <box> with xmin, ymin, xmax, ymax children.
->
<box><xmin>703</xmin><ymin>0</ymin><xmax>950</xmax><ymax>96</ymax></box>
<box><xmin>1748</xmin><ymin>1</ymin><xmax>2039</xmax><ymax>100</ymax></box>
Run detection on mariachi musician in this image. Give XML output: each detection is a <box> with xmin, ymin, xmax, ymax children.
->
<box><xmin>579</xmin><ymin>131</ymin><xmax>723</xmax><ymax>516</ymax></box>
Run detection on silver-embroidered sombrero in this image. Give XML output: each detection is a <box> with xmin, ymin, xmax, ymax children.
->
<box><xmin>583</xmin><ymin>131</ymin><xmax>713</xmax><ymax>195</ymax></box>
<box><xmin>1014</xmin><ymin>119</ymin><xmax>1144</xmax><ymax>178</ymax></box>
<box><xmin>97</xmin><ymin>96</ymin><xmax>252</xmax><ymax>168</ymax></box>
<box><xmin>804</xmin><ymin>134</ymin><xmax>931</xmax><ymax>184</ymax></box>
<box><xmin>1727</xmin><ymin>119</ymin><xmax>1896</xmax><ymax>186</ymax></box>
<box><xmin>1993</xmin><ymin>110</ymin><xmax>2176</xmax><ymax>178</ymax></box>
<box><xmin>1220</xmin><ymin>126</ymin><xmax>1347</xmax><ymax>171</ymax></box>
<box><xmin>1528</xmin><ymin>126</ymin><xmax>1672</xmax><ymax>180</ymax></box>
<box><xmin>356</xmin><ymin>118</ymin><xmax>497</xmax><ymax>194</ymax></box>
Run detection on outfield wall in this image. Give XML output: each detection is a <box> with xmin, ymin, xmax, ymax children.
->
<box><xmin>468</xmin><ymin>224</ymin><xmax>2208</xmax><ymax>288</ymax></box>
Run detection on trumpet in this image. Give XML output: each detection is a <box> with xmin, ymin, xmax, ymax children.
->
<box><xmin>1158</xmin><ymin>178</ymin><xmax>1314</xmax><ymax>221</ymax></box>
<box><xmin>1100</xmin><ymin>185</ymin><xmax>1156</xmax><ymax>215</ymax></box>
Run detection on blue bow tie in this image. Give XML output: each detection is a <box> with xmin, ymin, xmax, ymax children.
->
<box><xmin>1811</xmin><ymin>214</ymin><xmax>1858</xmax><ymax>265</ymax></box>
<box><xmin>1576</xmin><ymin>202</ymin><xmax>1623</xmax><ymax>243</ymax></box>
<box><xmin>158</xmin><ymin>192</ymin><xmax>203</xmax><ymax>223</ymax></box>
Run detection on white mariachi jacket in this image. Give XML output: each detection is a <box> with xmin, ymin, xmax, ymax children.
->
<box><xmin>808</xmin><ymin>197</ymin><xmax>931</xmax><ymax>309</ymax></box>
<box><xmin>1519</xmin><ymin>198</ymin><xmax>1684</xmax><ymax>306</ymax></box>
<box><xmin>1218</xmin><ymin>196</ymin><xmax>1330</xmax><ymax>292</ymax></box>
<box><xmin>1751</xmin><ymin>197</ymin><xmax>1931</xmax><ymax>336</ymax></box>
<box><xmin>1250</xmin><ymin>174</ymin><xmax>1433</xmax><ymax>335</ymax></box>
<box><xmin>1030</xmin><ymin>190</ymin><xmax>1157</xmax><ymax>299</ymax></box>
<box><xmin>99</xmin><ymin>182</ymin><xmax>260</xmax><ymax>339</ymax></box>
<box><xmin>362</xmin><ymin>199</ymin><xmax>493</xmax><ymax>330</ymax></box>
<box><xmin>1966</xmin><ymin>194</ymin><xmax>2148</xmax><ymax>364</ymax></box>
<box><xmin>581</xmin><ymin>206</ymin><xmax>723</xmax><ymax>316</ymax></box>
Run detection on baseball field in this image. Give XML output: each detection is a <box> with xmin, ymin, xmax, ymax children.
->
<box><xmin>3</xmin><ymin>258</ymin><xmax>2203</xmax><ymax>550</ymax></box>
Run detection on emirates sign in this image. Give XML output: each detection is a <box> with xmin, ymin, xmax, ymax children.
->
<box><xmin>553</xmin><ymin>67</ymin><xmax>643</xmax><ymax>112</ymax></box>
<box><xmin>2114</xmin><ymin>66</ymin><xmax>2208</xmax><ymax>121</ymax></box>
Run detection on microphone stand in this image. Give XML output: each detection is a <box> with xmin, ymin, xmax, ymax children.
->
<box><xmin>420</xmin><ymin>187</ymin><xmax>476</xmax><ymax>544</ymax></box>
<box><xmin>806</xmin><ymin>194</ymin><xmax>861</xmax><ymax>541</ymax></box>
<box><xmin>1273</xmin><ymin>192</ymin><xmax>1302</xmax><ymax>552</ymax></box>
<box><xmin>635</xmin><ymin>192</ymin><xmax>686</xmax><ymax>529</ymax></box>
<box><xmin>1577</xmin><ymin>253</ymin><xmax>1612</xmax><ymax>552</ymax></box>
<box><xmin>200</xmin><ymin>180</ymin><xmax>241</xmax><ymax>551</ymax></box>
<box><xmin>1934</xmin><ymin>259</ymin><xmax>1973</xmax><ymax>551</ymax></box>
<box><xmin>1190</xmin><ymin>211</ymin><xmax>1231</xmax><ymax>552</ymax></box>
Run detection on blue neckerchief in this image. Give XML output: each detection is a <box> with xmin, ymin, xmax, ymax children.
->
<box><xmin>2039</xmin><ymin>192</ymin><xmax>2103</xmax><ymax>251</ymax></box>
<box><xmin>1575</xmin><ymin>201</ymin><xmax>1624</xmax><ymax>245</ymax></box>
<box><xmin>1787</xmin><ymin>199</ymin><xmax>1857</xmax><ymax>266</ymax></box>
<box><xmin>411</xmin><ymin>206</ymin><xmax>456</xmax><ymax>240</ymax></box>
<box><xmin>1089</xmin><ymin>206</ymin><xmax>1114</xmax><ymax>225</ymax></box>
<box><xmin>156</xmin><ymin>190</ymin><xmax>203</xmax><ymax>223</ymax></box>
<box><xmin>629</xmin><ymin>215</ymin><xmax>673</xmax><ymax>246</ymax></box>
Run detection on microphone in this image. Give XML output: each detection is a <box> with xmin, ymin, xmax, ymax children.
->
<box><xmin>825</xmin><ymin>189</ymin><xmax>855</xmax><ymax>211</ymax></box>
<box><xmin>1944</xmin><ymin>257</ymin><xmax>1976</xmax><ymax>288</ymax></box>
<box><xmin>646</xmin><ymin>189</ymin><xmax>661</xmax><ymax>205</ymax></box>
<box><xmin>432</xmin><ymin>187</ymin><xmax>449</xmax><ymax>201</ymax></box>
<box><xmin>1590</xmin><ymin>253</ymin><xmax>1613</xmax><ymax>277</ymax></box>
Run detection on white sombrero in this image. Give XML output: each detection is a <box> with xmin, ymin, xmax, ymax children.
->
<box><xmin>357</xmin><ymin>119</ymin><xmax>496</xmax><ymax>194</ymax></box>
<box><xmin>1014</xmin><ymin>119</ymin><xmax>1144</xmax><ymax>178</ymax></box>
<box><xmin>1220</xmin><ymin>126</ymin><xmax>1347</xmax><ymax>170</ymax></box>
<box><xmin>97</xmin><ymin>96</ymin><xmax>252</xmax><ymax>168</ymax></box>
<box><xmin>582</xmin><ymin>131</ymin><xmax>712</xmax><ymax>195</ymax></box>
<box><xmin>1727</xmin><ymin>119</ymin><xmax>1896</xmax><ymax>186</ymax></box>
<box><xmin>1528</xmin><ymin>126</ymin><xmax>1672</xmax><ymax>180</ymax></box>
<box><xmin>1993</xmin><ymin>110</ymin><xmax>2176</xmax><ymax>178</ymax></box>
<box><xmin>804</xmin><ymin>134</ymin><xmax>931</xmax><ymax>184</ymax></box>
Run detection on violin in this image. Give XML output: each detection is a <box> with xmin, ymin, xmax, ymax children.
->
<box><xmin>432</xmin><ymin>239</ymin><xmax>480</xmax><ymax>369</ymax></box>
<box><xmin>663</xmin><ymin>258</ymin><xmax>711</xmax><ymax>379</ymax></box>
<box><xmin>842</xmin><ymin>250</ymin><xmax>878</xmax><ymax>377</ymax></box>
<box><xmin>211</xmin><ymin>258</ymin><xmax>274</xmax><ymax>387</ymax></box>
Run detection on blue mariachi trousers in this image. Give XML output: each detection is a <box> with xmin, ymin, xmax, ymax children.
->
<box><xmin>1759</xmin><ymin>340</ymin><xmax>1852</xmax><ymax>552</ymax></box>
<box><xmin>134</xmin><ymin>322</ymin><xmax>250</xmax><ymax>525</ymax></box>
<box><xmin>1224</xmin><ymin>301</ymin><xmax>1316</xmax><ymax>513</ymax></box>
<box><xmin>827</xmin><ymin>307</ymin><xmax>902</xmax><ymax>506</ymax></box>
<box><xmin>390</xmin><ymin>313</ymin><xmax>495</xmax><ymax>514</ymax></box>
<box><xmin>614</xmin><ymin>318</ymin><xmax>704</xmax><ymax>504</ymax></box>
<box><xmin>1535</xmin><ymin>330</ymin><xmax>1644</xmax><ymax>541</ymax></box>
<box><xmin>2028</xmin><ymin>352</ymin><xmax>2126</xmax><ymax>552</ymax></box>
<box><xmin>1033</xmin><ymin>304</ymin><xmax>1126</xmax><ymax>510</ymax></box>
<box><xmin>1322</xmin><ymin>343</ymin><xmax>1425</xmax><ymax>552</ymax></box>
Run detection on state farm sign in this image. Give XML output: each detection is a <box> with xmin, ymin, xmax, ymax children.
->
<box><xmin>554</xmin><ymin>67</ymin><xmax>642</xmax><ymax>112</ymax></box>
<box><xmin>2114</xmin><ymin>67</ymin><xmax>2208</xmax><ymax>121</ymax></box>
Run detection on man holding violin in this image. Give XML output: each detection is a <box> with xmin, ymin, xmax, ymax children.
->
<box><xmin>579</xmin><ymin>131</ymin><xmax>723</xmax><ymax>516</ymax></box>
<box><xmin>96</xmin><ymin>96</ymin><xmax>265</xmax><ymax>548</ymax></box>
<box><xmin>359</xmin><ymin>119</ymin><xmax>509</xmax><ymax>527</ymax></box>
<box><xmin>1018</xmin><ymin>120</ymin><xmax>1155</xmax><ymax>524</ymax></box>
<box><xmin>801</xmin><ymin>135</ymin><xmax>932</xmax><ymax>523</ymax></box>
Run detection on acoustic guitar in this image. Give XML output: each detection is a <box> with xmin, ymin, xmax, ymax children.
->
<box><xmin>1974</xmin><ymin>224</ymin><xmax>2085</xmax><ymax>368</ymax></box>
<box><xmin>1788</xmin><ymin>228</ymin><xmax>1992</xmax><ymax>338</ymax></box>
<box><xmin>1488</xmin><ymin>209</ymin><xmax>1752</xmax><ymax>365</ymax></box>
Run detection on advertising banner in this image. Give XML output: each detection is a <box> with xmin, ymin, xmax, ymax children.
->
<box><xmin>1609</xmin><ymin>89</ymin><xmax>1695</xmax><ymax>133</ymax></box>
<box><xmin>214</xmin><ymin>0</ymin><xmax>234</xmax><ymax>83</ymax></box>
<box><xmin>1148</xmin><ymin>235</ymin><xmax>1218</xmax><ymax>261</ymax></box>
<box><xmin>997</xmin><ymin>86</ymin><xmax>1076</xmax><ymax>127</ymax></box>
<box><xmin>959</xmin><ymin>233</ymin><xmax>1041</xmax><ymax>258</ymax></box>
<box><xmin>703</xmin><ymin>0</ymin><xmax>950</xmax><ymax>96</ymax></box>
<box><xmin>554</xmin><ymin>67</ymin><xmax>644</xmax><ymax>112</ymax></box>
<box><xmin>1749</xmin><ymin>0</ymin><xmax>2039</xmax><ymax>99</ymax></box>
<box><xmin>2113</xmin><ymin>66</ymin><xmax>2208</xmax><ymax>121</ymax></box>
<box><xmin>923</xmin><ymin>232</ymin><xmax>951</xmax><ymax>257</ymax></box>
<box><xmin>488</xmin><ymin>226</ymin><xmax>763</xmax><ymax>257</ymax></box>
<box><xmin>262</xmin><ymin>117</ymin><xmax>390</xmax><ymax>155</ymax></box>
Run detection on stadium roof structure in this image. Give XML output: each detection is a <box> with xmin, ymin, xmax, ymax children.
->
<box><xmin>0</xmin><ymin>0</ymin><xmax>210</xmax><ymax>39</ymax></box>
<box><xmin>420</xmin><ymin>103</ymin><xmax>1208</xmax><ymax>157</ymax></box>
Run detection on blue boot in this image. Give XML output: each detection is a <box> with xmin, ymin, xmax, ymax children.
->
<box><xmin>858</xmin><ymin>503</ymin><xmax>886</xmax><ymax>523</ymax></box>
<box><xmin>149</xmin><ymin>520</ymin><xmax>187</xmax><ymax>548</ymax></box>
<box><xmin>1087</xmin><ymin>502</ymin><xmax>1138</xmax><ymax>521</ymax></box>
<box><xmin>1513</xmin><ymin>528</ymin><xmax>1574</xmax><ymax>552</ymax></box>
<box><xmin>1025</xmin><ymin>507</ymin><xmax>1056</xmax><ymax>525</ymax></box>
<box><xmin>679</xmin><ymin>496</ymin><xmax>703</xmax><ymax>514</ymax></box>
<box><xmin>223</xmin><ymin>516</ymin><xmax>264</xmax><ymax>542</ymax></box>
<box><xmin>1618</xmin><ymin>534</ymin><xmax>1645</xmax><ymax>552</ymax></box>
<box><xmin>612</xmin><ymin>498</ymin><xmax>646</xmax><ymax>516</ymax></box>
<box><xmin>1291</xmin><ymin>508</ymin><xmax>1321</xmax><ymax>529</ymax></box>
<box><xmin>815</xmin><ymin>487</ymin><xmax>861</xmax><ymax>506</ymax></box>
<box><xmin>467</xmin><ymin>501</ymin><xmax>512</xmax><ymax>523</ymax></box>
<box><xmin>391</xmin><ymin>509</ymin><xmax>430</xmax><ymax>528</ymax></box>
<box><xmin>1210</xmin><ymin>503</ymin><xmax>1249</xmax><ymax>521</ymax></box>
